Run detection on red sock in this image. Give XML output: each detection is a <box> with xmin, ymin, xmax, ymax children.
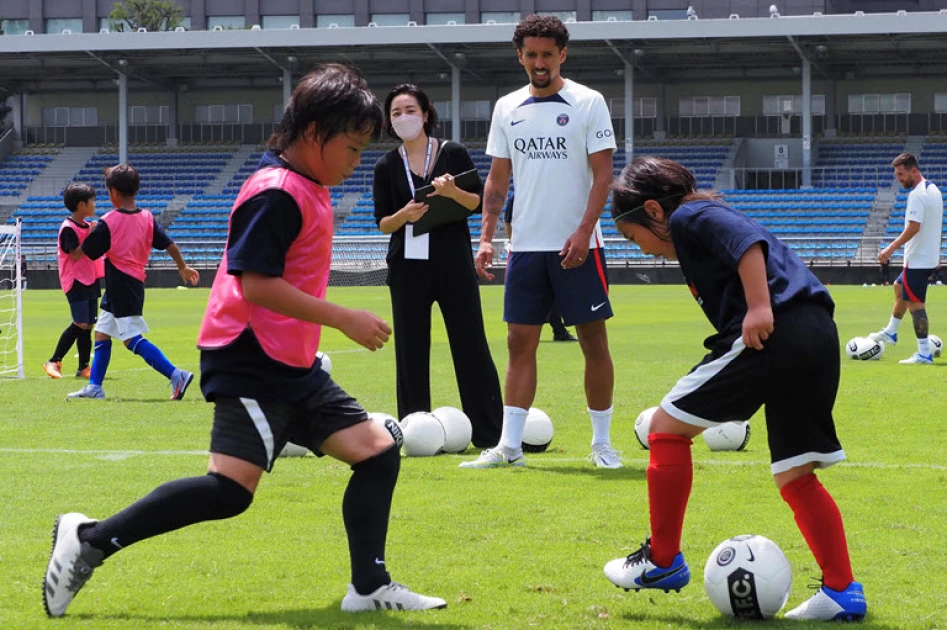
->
<box><xmin>647</xmin><ymin>433</ymin><xmax>693</xmax><ymax>568</ymax></box>
<box><xmin>780</xmin><ymin>473</ymin><xmax>854</xmax><ymax>591</ymax></box>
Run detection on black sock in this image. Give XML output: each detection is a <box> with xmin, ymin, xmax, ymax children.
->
<box><xmin>50</xmin><ymin>324</ymin><xmax>81</xmax><ymax>363</ymax></box>
<box><xmin>78</xmin><ymin>472</ymin><xmax>253</xmax><ymax>560</ymax></box>
<box><xmin>344</xmin><ymin>444</ymin><xmax>399</xmax><ymax>595</ymax></box>
<box><xmin>76</xmin><ymin>328</ymin><xmax>92</xmax><ymax>368</ymax></box>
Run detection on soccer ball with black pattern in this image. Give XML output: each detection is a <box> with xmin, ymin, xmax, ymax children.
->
<box><xmin>929</xmin><ymin>334</ymin><xmax>942</xmax><ymax>358</ymax></box>
<box><xmin>704</xmin><ymin>535</ymin><xmax>792</xmax><ymax>619</ymax></box>
<box><xmin>845</xmin><ymin>337</ymin><xmax>884</xmax><ymax>361</ymax></box>
<box><xmin>634</xmin><ymin>406</ymin><xmax>658</xmax><ymax>449</ymax></box>
<box><xmin>522</xmin><ymin>407</ymin><xmax>554</xmax><ymax>452</ymax></box>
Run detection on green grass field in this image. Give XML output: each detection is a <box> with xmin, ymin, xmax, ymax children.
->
<box><xmin>1</xmin><ymin>285</ymin><xmax>945</xmax><ymax>629</ymax></box>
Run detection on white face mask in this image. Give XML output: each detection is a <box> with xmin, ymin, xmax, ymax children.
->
<box><xmin>392</xmin><ymin>114</ymin><xmax>424</xmax><ymax>141</ymax></box>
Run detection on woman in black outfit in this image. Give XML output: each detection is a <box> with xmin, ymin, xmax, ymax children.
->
<box><xmin>373</xmin><ymin>84</ymin><xmax>502</xmax><ymax>448</ymax></box>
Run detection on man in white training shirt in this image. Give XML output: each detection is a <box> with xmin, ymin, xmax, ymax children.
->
<box><xmin>462</xmin><ymin>14</ymin><xmax>620</xmax><ymax>470</ymax></box>
<box><xmin>870</xmin><ymin>152</ymin><xmax>944</xmax><ymax>364</ymax></box>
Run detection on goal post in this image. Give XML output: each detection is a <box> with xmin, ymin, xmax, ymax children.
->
<box><xmin>0</xmin><ymin>220</ymin><xmax>25</xmax><ymax>379</ymax></box>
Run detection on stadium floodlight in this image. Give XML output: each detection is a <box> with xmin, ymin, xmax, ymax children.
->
<box><xmin>687</xmin><ymin>6</ymin><xmax>698</xmax><ymax>20</ymax></box>
<box><xmin>770</xmin><ymin>5</ymin><xmax>780</xmax><ymax>18</ymax></box>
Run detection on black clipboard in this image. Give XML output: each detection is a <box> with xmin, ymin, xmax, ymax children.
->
<box><xmin>410</xmin><ymin>168</ymin><xmax>480</xmax><ymax>236</ymax></box>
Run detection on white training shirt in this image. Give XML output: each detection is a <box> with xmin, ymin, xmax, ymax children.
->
<box><xmin>903</xmin><ymin>178</ymin><xmax>944</xmax><ymax>269</ymax></box>
<box><xmin>487</xmin><ymin>79</ymin><xmax>616</xmax><ymax>252</ymax></box>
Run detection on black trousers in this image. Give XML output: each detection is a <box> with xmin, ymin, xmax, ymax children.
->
<box><xmin>388</xmin><ymin>256</ymin><xmax>503</xmax><ymax>448</ymax></box>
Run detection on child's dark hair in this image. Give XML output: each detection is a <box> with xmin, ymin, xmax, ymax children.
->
<box><xmin>513</xmin><ymin>14</ymin><xmax>570</xmax><ymax>50</ymax></box>
<box><xmin>105</xmin><ymin>164</ymin><xmax>140</xmax><ymax>196</ymax></box>
<box><xmin>63</xmin><ymin>183</ymin><xmax>96</xmax><ymax>212</ymax></box>
<box><xmin>382</xmin><ymin>84</ymin><xmax>438</xmax><ymax>140</ymax></box>
<box><xmin>267</xmin><ymin>63</ymin><xmax>383</xmax><ymax>152</ymax></box>
<box><xmin>612</xmin><ymin>156</ymin><xmax>718</xmax><ymax>237</ymax></box>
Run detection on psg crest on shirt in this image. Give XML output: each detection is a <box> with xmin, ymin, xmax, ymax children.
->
<box><xmin>556</xmin><ymin>113</ymin><xmax>570</xmax><ymax>126</ymax></box>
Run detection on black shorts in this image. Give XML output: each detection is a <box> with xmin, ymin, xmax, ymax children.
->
<box><xmin>660</xmin><ymin>302</ymin><xmax>845</xmax><ymax>475</ymax></box>
<box><xmin>68</xmin><ymin>297</ymin><xmax>98</xmax><ymax>326</ymax></box>
<box><xmin>210</xmin><ymin>379</ymin><xmax>367</xmax><ymax>472</ymax></box>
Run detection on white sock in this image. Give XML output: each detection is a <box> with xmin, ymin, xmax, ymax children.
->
<box><xmin>498</xmin><ymin>406</ymin><xmax>528</xmax><ymax>453</ymax></box>
<box><xmin>589</xmin><ymin>406</ymin><xmax>614</xmax><ymax>447</ymax></box>
<box><xmin>918</xmin><ymin>337</ymin><xmax>931</xmax><ymax>357</ymax></box>
<box><xmin>884</xmin><ymin>316</ymin><xmax>903</xmax><ymax>336</ymax></box>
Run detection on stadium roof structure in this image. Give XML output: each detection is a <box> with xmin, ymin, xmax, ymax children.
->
<box><xmin>2</xmin><ymin>11</ymin><xmax>947</xmax><ymax>93</ymax></box>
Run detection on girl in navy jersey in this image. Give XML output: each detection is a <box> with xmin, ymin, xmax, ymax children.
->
<box><xmin>602</xmin><ymin>156</ymin><xmax>866</xmax><ymax>622</ymax></box>
<box><xmin>44</xmin><ymin>64</ymin><xmax>446</xmax><ymax>619</ymax></box>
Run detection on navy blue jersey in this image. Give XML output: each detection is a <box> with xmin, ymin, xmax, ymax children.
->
<box><xmin>669</xmin><ymin>199</ymin><xmax>834</xmax><ymax>336</ymax></box>
<box><xmin>81</xmin><ymin>209</ymin><xmax>173</xmax><ymax>317</ymax></box>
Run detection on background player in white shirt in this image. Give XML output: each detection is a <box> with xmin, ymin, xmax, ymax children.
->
<box><xmin>870</xmin><ymin>153</ymin><xmax>944</xmax><ymax>364</ymax></box>
<box><xmin>462</xmin><ymin>15</ymin><xmax>620</xmax><ymax>469</ymax></box>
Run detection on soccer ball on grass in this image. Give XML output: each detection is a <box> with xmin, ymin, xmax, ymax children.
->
<box><xmin>522</xmin><ymin>407</ymin><xmax>554</xmax><ymax>452</ymax></box>
<box><xmin>400</xmin><ymin>411</ymin><xmax>445</xmax><ymax>456</ymax></box>
<box><xmin>704</xmin><ymin>535</ymin><xmax>792</xmax><ymax>619</ymax></box>
<box><xmin>431</xmin><ymin>406</ymin><xmax>472</xmax><ymax>453</ymax></box>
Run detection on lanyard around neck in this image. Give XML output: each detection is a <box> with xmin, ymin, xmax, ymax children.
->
<box><xmin>399</xmin><ymin>137</ymin><xmax>434</xmax><ymax>197</ymax></box>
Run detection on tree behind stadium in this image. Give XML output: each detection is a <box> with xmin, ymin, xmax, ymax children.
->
<box><xmin>109</xmin><ymin>0</ymin><xmax>184</xmax><ymax>32</ymax></box>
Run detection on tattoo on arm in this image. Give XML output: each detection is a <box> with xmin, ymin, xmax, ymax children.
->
<box><xmin>485</xmin><ymin>190</ymin><xmax>506</xmax><ymax>216</ymax></box>
<box><xmin>912</xmin><ymin>308</ymin><xmax>929</xmax><ymax>338</ymax></box>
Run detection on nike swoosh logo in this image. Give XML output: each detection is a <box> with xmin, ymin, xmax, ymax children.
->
<box><xmin>747</xmin><ymin>549</ymin><xmax>755</xmax><ymax>562</ymax></box>
<box><xmin>591</xmin><ymin>302</ymin><xmax>607</xmax><ymax>312</ymax></box>
<box><xmin>374</xmin><ymin>558</ymin><xmax>386</xmax><ymax>565</ymax></box>
<box><xmin>639</xmin><ymin>564</ymin><xmax>686</xmax><ymax>586</ymax></box>
<box><xmin>511</xmin><ymin>120</ymin><xmax>525</xmax><ymax>126</ymax></box>
<box><xmin>111</xmin><ymin>537</ymin><xmax>123</xmax><ymax>549</ymax></box>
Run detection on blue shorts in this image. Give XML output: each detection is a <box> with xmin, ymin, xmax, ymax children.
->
<box><xmin>896</xmin><ymin>267</ymin><xmax>933</xmax><ymax>303</ymax></box>
<box><xmin>504</xmin><ymin>250</ymin><xmax>612</xmax><ymax>326</ymax></box>
<box><xmin>68</xmin><ymin>298</ymin><xmax>98</xmax><ymax>326</ymax></box>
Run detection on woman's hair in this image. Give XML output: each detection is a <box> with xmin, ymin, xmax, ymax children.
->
<box><xmin>513</xmin><ymin>14</ymin><xmax>570</xmax><ymax>50</ymax></box>
<box><xmin>105</xmin><ymin>164</ymin><xmax>140</xmax><ymax>196</ymax></box>
<box><xmin>382</xmin><ymin>84</ymin><xmax>438</xmax><ymax>140</ymax></box>
<box><xmin>267</xmin><ymin>63</ymin><xmax>383</xmax><ymax>152</ymax></box>
<box><xmin>612</xmin><ymin>156</ymin><xmax>718</xmax><ymax>236</ymax></box>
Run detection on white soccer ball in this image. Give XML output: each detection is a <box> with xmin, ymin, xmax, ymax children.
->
<box><xmin>399</xmin><ymin>411</ymin><xmax>445</xmax><ymax>457</ymax></box>
<box><xmin>929</xmin><ymin>334</ymin><xmax>943</xmax><ymax>358</ymax></box>
<box><xmin>634</xmin><ymin>406</ymin><xmax>658</xmax><ymax>450</ymax></box>
<box><xmin>317</xmin><ymin>351</ymin><xmax>332</xmax><ymax>375</ymax></box>
<box><xmin>702</xmin><ymin>421</ymin><xmax>751</xmax><ymax>452</ymax></box>
<box><xmin>845</xmin><ymin>337</ymin><xmax>884</xmax><ymax>361</ymax></box>
<box><xmin>522</xmin><ymin>407</ymin><xmax>554</xmax><ymax>452</ymax></box>
<box><xmin>704</xmin><ymin>535</ymin><xmax>793</xmax><ymax>619</ymax></box>
<box><xmin>368</xmin><ymin>412</ymin><xmax>403</xmax><ymax>448</ymax></box>
<box><xmin>431</xmin><ymin>406</ymin><xmax>472</xmax><ymax>453</ymax></box>
<box><xmin>279</xmin><ymin>442</ymin><xmax>310</xmax><ymax>457</ymax></box>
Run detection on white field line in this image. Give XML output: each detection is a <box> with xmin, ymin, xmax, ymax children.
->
<box><xmin>0</xmin><ymin>449</ymin><xmax>944</xmax><ymax>471</ymax></box>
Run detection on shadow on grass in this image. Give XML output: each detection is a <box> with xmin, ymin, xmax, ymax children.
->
<box><xmin>619</xmin><ymin>610</ymin><xmax>897</xmax><ymax>628</ymax></box>
<box><xmin>74</xmin><ymin>601</ymin><xmax>470</xmax><ymax>629</ymax></box>
<box><xmin>529</xmin><ymin>464</ymin><xmax>646</xmax><ymax>481</ymax></box>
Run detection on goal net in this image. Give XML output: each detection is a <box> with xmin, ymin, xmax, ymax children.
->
<box><xmin>0</xmin><ymin>221</ymin><xmax>24</xmax><ymax>379</ymax></box>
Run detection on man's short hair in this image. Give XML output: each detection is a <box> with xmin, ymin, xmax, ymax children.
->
<box><xmin>513</xmin><ymin>14</ymin><xmax>570</xmax><ymax>50</ymax></box>
<box><xmin>892</xmin><ymin>153</ymin><xmax>919</xmax><ymax>170</ymax></box>
<box><xmin>63</xmin><ymin>183</ymin><xmax>96</xmax><ymax>212</ymax></box>
<box><xmin>105</xmin><ymin>164</ymin><xmax>140</xmax><ymax>196</ymax></box>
